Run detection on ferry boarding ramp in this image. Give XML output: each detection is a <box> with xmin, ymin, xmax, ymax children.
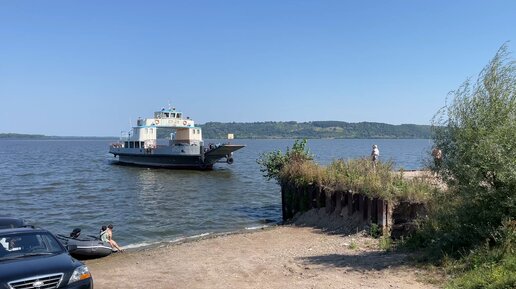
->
<box><xmin>204</xmin><ymin>144</ymin><xmax>246</xmax><ymax>164</ymax></box>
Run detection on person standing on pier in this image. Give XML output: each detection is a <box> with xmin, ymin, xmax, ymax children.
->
<box><xmin>371</xmin><ymin>144</ymin><xmax>380</xmax><ymax>169</ymax></box>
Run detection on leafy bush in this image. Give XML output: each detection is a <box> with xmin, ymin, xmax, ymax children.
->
<box><xmin>403</xmin><ymin>44</ymin><xmax>516</xmax><ymax>289</ymax></box>
<box><xmin>429</xmin><ymin>43</ymin><xmax>516</xmax><ymax>252</ymax></box>
<box><xmin>257</xmin><ymin>139</ymin><xmax>313</xmax><ymax>183</ymax></box>
<box><xmin>369</xmin><ymin>223</ymin><xmax>381</xmax><ymax>238</ymax></box>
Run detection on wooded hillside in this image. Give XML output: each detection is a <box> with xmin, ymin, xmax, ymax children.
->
<box><xmin>200</xmin><ymin>121</ymin><xmax>431</xmax><ymax>139</ymax></box>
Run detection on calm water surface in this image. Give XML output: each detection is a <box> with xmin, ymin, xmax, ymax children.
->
<box><xmin>0</xmin><ymin>139</ymin><xmax>432</xmax><ymax>247</ymax></box>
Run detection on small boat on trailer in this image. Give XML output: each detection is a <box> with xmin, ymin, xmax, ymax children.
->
<box><xmin>57</xmin><ymin>229</ymin><xmax>113</xmax><ymax>259</ymax></box>
<box><xmin>109</xmin><ymin>106</ymin><xmax>245</xmax><ymax>169</ymax></box>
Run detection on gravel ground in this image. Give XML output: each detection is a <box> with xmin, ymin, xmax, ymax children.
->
<box><xmin>85</xmin><ymin>226</ymin><xmax>442</xmax><ymax>289</ymax></box>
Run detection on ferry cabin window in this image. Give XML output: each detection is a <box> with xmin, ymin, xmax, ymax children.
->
<box><xmin>176</xmin><ymin>113</ymin><xmax>182</xmax><ymax>118</ymax></box>
<box><xmin>135</xmin><ymin>142</ymin><xmax>140</xmax><ymax>148</ymax></box>
<box><xmin>171</xmin><ymin>113</ymin><xmax>176</xmax><ymax>118</ymax></box>
<box><xmin>124</xmin><ymin>142</ymin><xmax>129</xmax><ymax>148</ymax></box>
<box><xmin>157</xmin><ymin>128</ymin><xmax>176</xmax><ymax>139</ymax></box>
<box><xmin>129</xmin><ymin>142</ymin><xmax>134</xmax><ymax>148</ymax></box>
<box><xmin>164</xmin><ymin>113</ymin><xmax>169</xmax><ymax>118</ymax></box>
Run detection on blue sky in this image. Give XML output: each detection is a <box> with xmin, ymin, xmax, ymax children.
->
<box><xmin>1</xmin><ymin>1</ymin><xmax>515</xmax><ymax>136</ymax></box>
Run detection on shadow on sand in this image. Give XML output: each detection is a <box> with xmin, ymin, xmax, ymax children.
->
<box><xmin>299</xmin><ymin>250</ymin><xmax>410</xmax><ymax>271</ymax></box>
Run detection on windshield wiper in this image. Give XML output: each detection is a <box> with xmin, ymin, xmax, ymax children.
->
<box><xmin>23</xmin><ymin>252</ymin><xmax>54</xmax><ymax>256</ymax></box>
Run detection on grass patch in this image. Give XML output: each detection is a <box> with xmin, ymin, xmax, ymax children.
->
<box><xmin>446</xmin><ymin>255</ymin><xmax>515</xmax><ymax>289</ymax></box>
<box><xmin>378</xmin><ymin>236</ymin><xmax>392</xmax><ymax>251</ymax></box>
<box><xmin>279</xmin><ymin>157</ymin><xmax>436</xmax><ymax>203</ymax></box>
<box><xmin>443</xmin><ymin>220</ymin><xmax>516</xmax><ymax>289</ymax></box>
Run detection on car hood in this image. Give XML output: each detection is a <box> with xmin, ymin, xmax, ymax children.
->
<box><xmin>0</xmin><ymin>253</ymin><xmax>81</xmax><ymax>284</ymax></box>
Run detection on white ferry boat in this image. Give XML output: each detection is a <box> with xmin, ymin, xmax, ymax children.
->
<box><xmin>109</xmin><ymin>107</ymin><xmax>244</xmax><ymax>169</ymax></box>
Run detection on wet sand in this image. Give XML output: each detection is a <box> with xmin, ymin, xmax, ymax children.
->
<box><xmin>85</xmin><ymin>226</ymin><xmax>441</xmax><ymax>289</ymax></box>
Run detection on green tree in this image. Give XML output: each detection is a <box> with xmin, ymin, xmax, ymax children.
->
<box><xmin>431</xmin><ymin>43</ymin><xmax>516</xmax><ymax>251</ymax></box>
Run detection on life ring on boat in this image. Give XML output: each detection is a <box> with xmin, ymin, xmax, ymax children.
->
<box><xmin>183</xmin><ymin>120</ymin><xmax>187</xmax><ymax>125</ymax></box>
<box><xmin>155</xmin><ymin>120</ymin><xmax>160</xmax><ymax>125</ymax></box>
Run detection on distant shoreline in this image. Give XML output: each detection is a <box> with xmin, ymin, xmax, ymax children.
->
<box><xmin>0</xmin><ymin>133</ymin><xmax>431</xmax><ymax>140</ymax></box>
<box><xmin>2</xmin><ymin>121</ymin><xmax>433</xmax><ymax>140</ymax></box>
<box><xmin>0</xmin><ymin>133</ymin><xmax>117</xmax><ymax>140</ymax></box>
<box><xmin>200</xmin><ymin>121</ymin><xmax>432</xmax><ymax>139</ymax></box>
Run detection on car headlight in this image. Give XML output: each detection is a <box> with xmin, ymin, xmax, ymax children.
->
<box><xmin>68</xmin><ymin>265</ymin><xmax>91</xmax><ymax>284</ymax></box>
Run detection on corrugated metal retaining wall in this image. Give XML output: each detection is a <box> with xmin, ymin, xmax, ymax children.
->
<box><xmin>281</xmin><ymin>183</ymin><xmax>392</xmax><ymax>234</ymax></box>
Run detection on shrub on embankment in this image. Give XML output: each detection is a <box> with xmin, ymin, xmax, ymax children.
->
<box><xmin>257</xmin><ymin>139</ymin><xmax>436</xmax><ymax>204</ymax></box>
<box><xmin>408</xmin><ymin>44</ymin><xmax>516</xmax><ymax>288</ymax></box>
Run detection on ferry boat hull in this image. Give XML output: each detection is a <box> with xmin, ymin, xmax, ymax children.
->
<box><xmin>110</xmin><ymin>144</ymin><xmax>245</xmax><ymax>170</ymax></box>
<box><xmin>114</xmin><ymin>154</ymin><xmax>210</xmax><ymax>169</ymax></box>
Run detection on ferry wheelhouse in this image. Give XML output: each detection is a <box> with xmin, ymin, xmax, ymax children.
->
<box><xmin>109</xmin><ymin>107</ymin><xmax>244</xmax><ymax>169</ymax></box>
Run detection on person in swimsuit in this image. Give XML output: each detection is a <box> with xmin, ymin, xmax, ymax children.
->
<box><xmin>102</xmin><ymin>224</ymin><xmax>123</xmax><ymax>252</ymax></box>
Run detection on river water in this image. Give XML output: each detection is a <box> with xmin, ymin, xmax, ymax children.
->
<box><xmin>0</xmin><ymin>139</ymin><xmax>432</xmax><ymax>248</ymax></box>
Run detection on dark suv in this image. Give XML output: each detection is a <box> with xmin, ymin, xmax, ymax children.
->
<box><xmin>0</xmin><ymin>227</ymin><xmax>93</xmax><ymax>289</ymax></box>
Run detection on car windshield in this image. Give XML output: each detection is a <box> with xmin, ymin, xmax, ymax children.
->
<box><xmin>0</xmin><ymin>231</ymin><xmax>65</xmax><ymax>261</ymax></box>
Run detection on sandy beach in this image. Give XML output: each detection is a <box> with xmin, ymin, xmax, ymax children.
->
<box><xmin>85</xmin><ymin>226</ymin><xmax>441</xmax><ymax>289</ymax></box>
